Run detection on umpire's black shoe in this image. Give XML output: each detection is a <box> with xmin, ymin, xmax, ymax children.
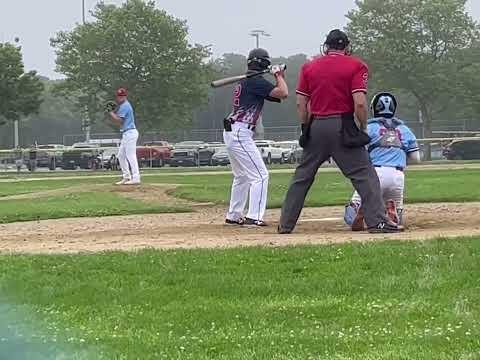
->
<box><xmin>277</xmin><ymin>226</ymin><xmax>292</xmax><ymax>234</ymax></box>
<box><xmin>225</xmin><ymin>218</ymin><xmax>245</xmax><ymax>226</ymax></box>
<box><xmin>368</xmin><ymin>221</ymin><xmax>404</xmax><ymax>234</ymax></box>
<box><xmin>244</xmin><ymin>218</ymin><xmax>268</xmax><ymax>227</ymax></box>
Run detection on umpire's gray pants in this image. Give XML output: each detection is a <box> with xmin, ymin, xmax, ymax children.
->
<box><xmin>279</xmin><ymin>116</ymin><xmax>388</xmax><ymax>231</ymax></box>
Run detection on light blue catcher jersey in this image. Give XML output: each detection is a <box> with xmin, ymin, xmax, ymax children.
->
<box><xmin>116</xmin><ymin>100</ymin><xmax>136</xmax><ymax>132</ymax></box>
<box><xmin>367</xmin><ymin>117</ymin><xmax>419</xmax><ymax>169</ymax></box>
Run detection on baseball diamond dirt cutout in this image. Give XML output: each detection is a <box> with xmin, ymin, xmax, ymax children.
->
<box><xmin>0</xmin><ymin>185</ymin><xmax>479</xmax><ymax>254</ymax></box>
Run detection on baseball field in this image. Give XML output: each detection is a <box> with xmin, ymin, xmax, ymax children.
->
<box><xmin>0</xmin><ymin>164</ymin><xmax>479</xmax><ymax>359</ymax></box>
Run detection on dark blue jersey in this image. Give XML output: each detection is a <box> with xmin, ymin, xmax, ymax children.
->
<box><xmin>228</xmin><ymin>76</ymin><xmax>275</xmax><ymax>125</ymax></box>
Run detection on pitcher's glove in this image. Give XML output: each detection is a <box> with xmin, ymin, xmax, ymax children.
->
<box><xmin>299</xmin><ymin>123</ymin><xmax>311</xmax><ymax>148</ymax></box>
<box><xmin>105</xmin><ymin>101</ymin><xmax>117</xmax><ymax>113</ymax></box>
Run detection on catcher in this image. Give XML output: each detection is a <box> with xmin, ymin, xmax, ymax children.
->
<box><xmin>344</xmin><ymin>92</ymin><xmax>420</xmax><ymax>230</ymax></box>
<box><xmin>106</xmin><ymin>88</ymin><xmax>141</xmax><ymax>185</ymax></box>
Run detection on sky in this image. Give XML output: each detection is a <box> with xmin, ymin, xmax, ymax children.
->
<box><xmin>1</xmin><ymin>0</ymin><xmax>480</xmax><ymax>79</ymax></box>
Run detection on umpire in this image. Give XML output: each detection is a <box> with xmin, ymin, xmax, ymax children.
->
<box><xmin>278</xmin><ymin>29</ymin><xmax>403</xmax><ymax>234</ymax></box>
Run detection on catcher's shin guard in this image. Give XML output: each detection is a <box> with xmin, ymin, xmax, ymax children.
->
<box><xmin>386</xmin><ymin>199</ymin><xmax>400</xmax><ymax>224</ymax></box>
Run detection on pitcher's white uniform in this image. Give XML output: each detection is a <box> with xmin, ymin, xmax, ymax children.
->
<box><xmin>224</xmin><ymin>76</ymin><xmax>276</xmax><ymax>225</ymax></box>
<box><xmin>344</xmin><ymin>116</ymin><xmax>419</xmax><ymax>225</ymax></box>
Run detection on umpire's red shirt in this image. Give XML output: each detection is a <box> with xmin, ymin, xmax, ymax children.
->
<box><xmin>296</xmin><ymin>51</ymin><xmax>369</xmax><ymax>117</ymax></box>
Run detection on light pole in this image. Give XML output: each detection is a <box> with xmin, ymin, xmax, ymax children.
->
<box><xmin>249</xmin><ymin>30</ymin><xmax>271</xmax><ymax>140</ymax></box>
<box><xmin>81</xmin><ymin>0</ymin><xmax>91</xmax><ymax>142</ymax></box>
<box><xmin>13</xmin><ymin>37</ymin><xmax>21</xmax><ymax>149</ymax></box>
<box><xmin>249</xmin><ymin>30</ymin><xmax>270</xmax><ymax>48</ymax></box>
<box><xmin>82</xmin><ymin>0</ymin><xmax>86</xmax><ymax>24</ymax></box>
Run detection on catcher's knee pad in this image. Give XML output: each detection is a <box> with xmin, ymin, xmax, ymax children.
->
<box><xmin>344</xmin><ymin>202</ymin><xmax>359</xmax><ymax>226</ymax></box>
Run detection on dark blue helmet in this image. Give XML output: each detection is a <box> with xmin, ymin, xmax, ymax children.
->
<box><xmin>247</xmin><ymin>48</ymin><xmax>271</xmax><ymax>71</ymax></box>
<box><xmin>371</xmin><ymin>92</ymin><xmax>397</xmax><ymax>118</ymax></box>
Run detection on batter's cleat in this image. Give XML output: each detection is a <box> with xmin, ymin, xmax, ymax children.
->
<box><xmin>115</xmin><ymin>179</ymin><xmax>130</xmax><ymax>185</ymax></box>
<box><xmin>386</xmin><ymin>200</ymin><xmax>400</xmax><ymax>224</ymax></box>
<box><xmin>351</xmin><ymin>207</ymin><xmax>366</xmax><ymax>231</ymax></box>
<box><xmin>277</xmin><ymin>225</ymin><xmax>292</xmax><ymax>234</ymax></box>
<box><xmin>225</xmin><ymin>218</ymin><xmax>245</xmax><ymax>226</ymax></box>
<box><xmin>244</xmin><ymin>218</ymin><xmax>268</xmax><ymax>227</ymax></box>
<box><xmin>368</xmin><ymin>221</ymin><xmax>404</xmax><ymax>234</ymax></box>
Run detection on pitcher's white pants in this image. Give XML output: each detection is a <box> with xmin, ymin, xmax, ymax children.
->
<box><xmin>118</xmin><ymin>129</ymin><xmax>140</xmax><ymax>182</ymax></box>
<box><xmin>224</xmin><ymin>123</ymin><xmax>269</xmax><ymax>221</ymax></box>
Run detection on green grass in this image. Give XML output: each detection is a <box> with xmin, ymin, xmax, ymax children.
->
<box><xmin>0</xmin><ymin>191</ymin><xmax>189</xmax><ymax>224</ymax></box>
<box><xmin>0</xmin><ymin>169</ymin><xmax>478</xmax><ymax>224</ymax></box>
<box><xmin>172</xmin><ymin>169</ymin><xmax>480</xmax><ymax>207</ymax></box>
<box><xmin>0</xmin><ymin>237</ymin><xmax>479</xmax><ymax>359</ymax></box>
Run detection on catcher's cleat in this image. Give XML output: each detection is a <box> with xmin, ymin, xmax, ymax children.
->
<box><xmin>368</xmin><ymin>221</ymin><xmax>404</xmax><ymax>234</ymax></box>
<box><xmin>225</xmin><ymin>218</ymin><xmax>245</xmax><ymax>226</ymax></box>
<box><xmin>386</xmin><ymin>200</ymin><xmax>399</xmax><ymax>224</ymax></box>
<box><xmin>244</xmin><ymin>218</ymin><xmax>268</xmax><ymax>227</ymax></box>
<box><xmin>115</xmin><ymin>179</ymin><xmax>130</xmax><ymax>185</ymax></box>
<box><xmin>351</xmin><ymin>206</ymin><xmax>366</xmax><ymax>231</ymax></box>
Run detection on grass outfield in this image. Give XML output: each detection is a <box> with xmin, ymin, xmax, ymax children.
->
<box><xmin>0</xmin><ymin>192</ymin><xmax>189</xmax><ymax>223</ymax></box>
<box><xmin>170</xmin><ymin>169</ymin><xmax>480</xmax><ymax>207</ymax></box>
<box><xmin>0</xmin><ymin>169</ymin><xmax>478</xmax><ymax>224</ymax></box>
<box><xmin>0</xmin><ymin>237</ymin><xmax>479</xmax><ymax>359</ymax></box>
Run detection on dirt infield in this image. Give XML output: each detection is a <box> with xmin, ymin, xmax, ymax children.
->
<box><xmin>1</xmin><ymin>186</ymin><xmax>479</xmax><ymax>254</ymax></box>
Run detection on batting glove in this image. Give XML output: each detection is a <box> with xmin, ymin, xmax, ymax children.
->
<box><xmin>270</xmin><ymin>64</ymin><xmax>286</xmax><ymax>76</ymax></box>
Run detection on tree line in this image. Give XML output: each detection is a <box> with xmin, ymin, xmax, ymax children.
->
<box><xmin>0</xmin><ymin>0</ymin><xmax>479</xmax><ymax>149</ymax></box>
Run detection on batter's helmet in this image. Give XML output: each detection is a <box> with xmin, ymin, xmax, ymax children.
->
<box><xmin>371</xmin><ymin>92</ymin><xmax>397</xmax><ymax>118</ymax></box>
<box><xmin>247</xmin><ymin>48</ymin><xmax>271</xmax><ymax>71</ymax></box>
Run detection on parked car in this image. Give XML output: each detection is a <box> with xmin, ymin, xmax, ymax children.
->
<box><xmin>26</xmin><ymin>144</ymin><xmax>64</xmax><ymax>171</ymax></box>
<box><xmin>277</xmin><ymin>140</ymin><xmax>303</xmax><ymax>164</ymax></box>
<box><xmin>62</xmin><ymin>143</ymin><xmax>101</xmax><ymax>170</ymax></box>
<box><xmin>99</xmin><ymin>148</ymin><xmax>119</xmax><ymax>170</ymax></box>
<box><xmin>255</xmin><ymin>140</ymin><xmax>287</xmax><ymax>164</ymax></box>
<box><xmin>136</xmin><ymin>141</ymin><xmax>173</xmax><ymax>168</ymax></box>
<box><xmin>272</xmin><ymin>141</ymin><xmax>300</xmax><ymax>164</ymax></box>
<box><xmin>443</xmin><ymin>139</ymin><xmax>480</xmax><ymax>160</ymax></box>
<box><xmin>169</xmin><ymin>141</ymin><xmax>216</xmax><ymax>167</ymax></box>
<box><xmin>211</xmin><ymin>147</ymin><xmax>230</xmax><ymax>166</ymax></box>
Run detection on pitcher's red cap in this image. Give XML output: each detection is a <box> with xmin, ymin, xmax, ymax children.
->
<box><xmin>116</xmin><ymin>87</ymin><xmax>128</xmax><ymax>97</ymax></box>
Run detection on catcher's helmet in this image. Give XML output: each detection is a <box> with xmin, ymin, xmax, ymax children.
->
<box><xmin>324</xmin><ymin>29</ymin><xmax>350</xmax><ymax>51</ymax></box>
<box><xmin>371</xmin><ymin>92</ymin><xmax>397</xmax><ymax>118</ymax></box>
<box><xmin>247</xmin><ymin>48</ymin><xmax>271</xmax><ymax>71</ymax></box>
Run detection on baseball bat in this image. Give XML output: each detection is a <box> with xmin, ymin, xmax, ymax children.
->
<box><xmin>210</xmin><ymin>69</ymin><xmax>269</xmax><ymax>88</ymax></box>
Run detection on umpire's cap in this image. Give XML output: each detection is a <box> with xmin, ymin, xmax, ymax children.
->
<box><xmin>324</xmin><ymin>29</ymin><xmax>350</xmax><ymax>50</ymax></box>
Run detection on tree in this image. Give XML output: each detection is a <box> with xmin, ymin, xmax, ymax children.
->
<box><xmin>346</xmin><ymin>0</ymin><xmax>480</xmax><ymax>158</ymax></box>
<box><xmin>51</xmin><ymin>0</ymin><xmax>212</xmax><ymax>131</ymax></box>
<box><xmin>0</xmin><ymin>43</ymin><xmax>44</xmax><ymax>128</ymax></box>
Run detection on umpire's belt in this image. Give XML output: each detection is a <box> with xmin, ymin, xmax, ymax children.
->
<box><xmin>228</xmin><ymin>120</ymin><xmax>256</xmax><ymax>131</ymax></box>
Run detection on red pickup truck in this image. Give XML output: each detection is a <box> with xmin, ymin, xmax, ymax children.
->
<box><xmin>136</xmin><ymin>141</ymin><xmax>173</xmax><ymax>168</ymax></box>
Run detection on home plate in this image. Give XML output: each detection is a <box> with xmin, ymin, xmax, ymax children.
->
<box><xmin>299</xmin><ymin>217</ymin><xmax>343</xmax><ymax>223</ymax></box>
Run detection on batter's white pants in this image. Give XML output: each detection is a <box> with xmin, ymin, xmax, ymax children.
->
<box><xmin>224</xmin><ymin>123</ymin><xmax>269</xmax><ymax>221</ymax></box>
<box><xmin>118</xmin><ymin>129</ymin><xmax>140</xmax><ymax>182</ymax></box>
<box><xmin>351</xmin><ymin>166</ymin><xmax>405</xmax><ymax>213</ymax></box>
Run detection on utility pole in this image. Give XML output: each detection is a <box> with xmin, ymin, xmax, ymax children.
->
<box><xmin>13</xmin><ymin>37</ymin><xmax>21</xmax><ymax>148</ymax></box>
<box><xmin>249</xmin><ymin>30</ymin><xmax>270</xmax><ymax>49</ymax></box>
<box><xmin>82</xmin><ymin>0</ymin><xmax>91</xmax><ymax>142</ymax></box>
<box><xmin>249</xmin><ymin>30</ymin><xmax>271</xmax><ymax>140</ymax></box>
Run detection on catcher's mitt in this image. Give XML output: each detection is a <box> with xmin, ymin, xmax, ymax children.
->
<box><xmin>105</xmin><ymin>101</ymin><xmax>117</xmax><ymax>113</ymax></box>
